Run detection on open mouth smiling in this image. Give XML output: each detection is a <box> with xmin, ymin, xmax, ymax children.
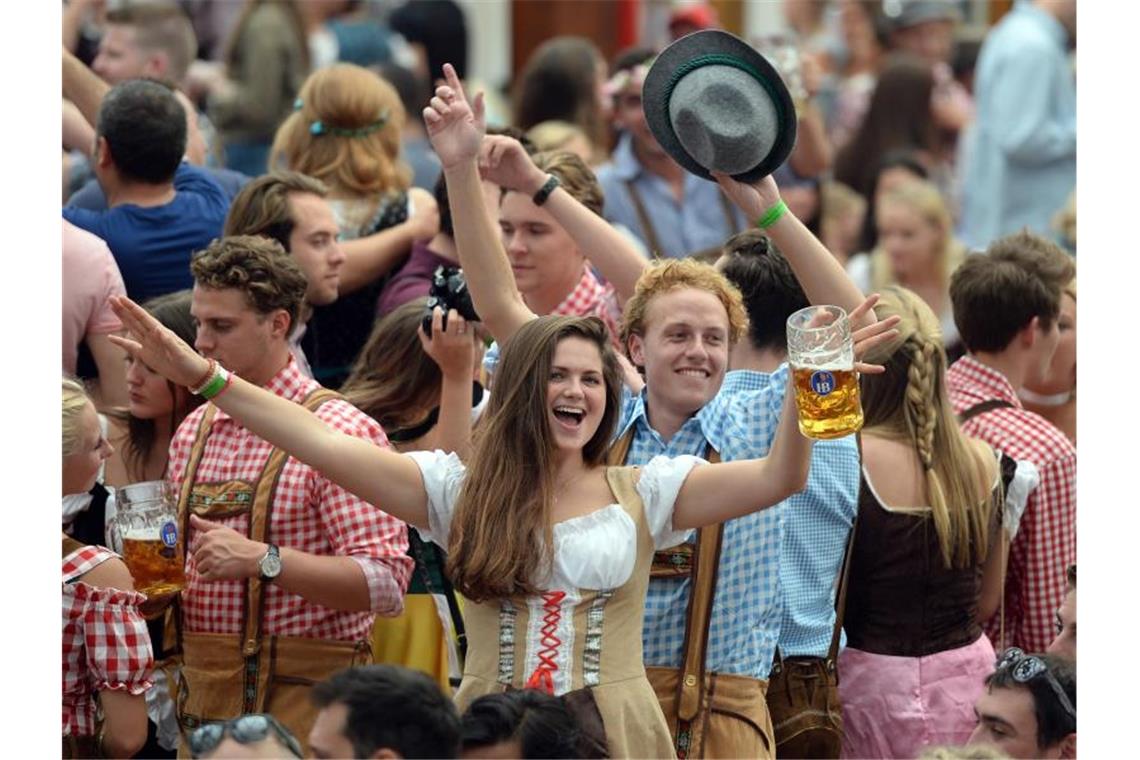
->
<box><xmin>553</xmin><ymin>405</ymin><xmax>587</xmax><ymax>428</ymax></box>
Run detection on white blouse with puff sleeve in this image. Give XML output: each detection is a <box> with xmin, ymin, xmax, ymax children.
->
<box><xmin>405</xmin><ymin>451</ymin><xmax>703</xmax><ymax>592</ymax></box>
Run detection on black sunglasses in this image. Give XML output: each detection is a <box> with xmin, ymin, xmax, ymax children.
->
<box><xmin>188</xmin><ymin>713</ymin><xmax>303</xmax><ymax>759</ymax></box>
<box><xmin>995</xmin><ymin>647</ymin><xmax>1076</xmax><ymax>721</ymax></box>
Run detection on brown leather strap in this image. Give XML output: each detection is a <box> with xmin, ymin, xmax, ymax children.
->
<box><xmin>174</xmin><ymin>387</ymin><xmax>343</xmax><ymax>712</ymax></box>
<box><xmin>827</xmin><ymin>434</ymin><xmax>861</xmax><ymax>665</ymax></box>
<box><xmin>623</xmin><ymin>179</ymin><xmax>664</xmax><ymax>260</ymax></box>
<box><xmin>958</xmin><ymin>398</ymin><xmax>1015</xmax><ymax>423</ymax></box>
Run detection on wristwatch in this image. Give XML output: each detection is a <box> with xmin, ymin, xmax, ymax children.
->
<box><xmin>258</xmin><ymin>544</ymin><xmax>282</xmax><ymax>582</ymax></box>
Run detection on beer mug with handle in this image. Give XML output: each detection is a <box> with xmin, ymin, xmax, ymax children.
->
<box><xmin>113</xmin><ymin>481</ymin><xmax>187</xmax><ymax>596</ymax></box>
<box><xmin>786</xmin><ymin>305</ymin><xmax>864</xmax><ymax>439</ymax></box>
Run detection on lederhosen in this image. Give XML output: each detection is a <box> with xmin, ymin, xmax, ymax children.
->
<box><xmin>170</xmin><ymin>388</ymin><xmax>372</xmax><ymax>757</ymax></box>
<box><xmin>624</xmin><ymin>180</ymin><xmax>741</xmax><ymax>263</ymax></box>
<box><xmin>609</xmin><ymin>431</ymin><xmax>774</xmax><ymax>759</ymax></box>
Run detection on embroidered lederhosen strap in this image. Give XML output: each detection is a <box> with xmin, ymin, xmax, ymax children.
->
<box><xmin>175</xmin><ymin>387</ymin><xmax>342</xmax><ymax>714</ymax></box>
<box><xmin>623</xmin><ymin>180</ymin><xmax>740</xmax><ymax>262</ymax></box>
<box><xmin>608</xmin><ymin>426</ymin><xmax>724</xmax><ymax>748</ymax></box>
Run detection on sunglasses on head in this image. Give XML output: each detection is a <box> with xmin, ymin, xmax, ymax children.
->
<box><xmin>188</xmin><ymin>713</ymin><xmax>303</xmax><ymax>759</ymax></box>
<box><xmin>994</xmin><ymin>647</ymin><xmax>1076</xmax><ymax>721</ymax></box>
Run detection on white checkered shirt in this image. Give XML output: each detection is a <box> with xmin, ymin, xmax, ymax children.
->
<box><xmin>720</xmin><ymin>370</ymin><xmax>860</xmax><ymax>658</ymax></box>
<box><xmin>167</xmin><ymin>358</ymin><xmax>413</xmax><ymax>642</ymax></box>
<box><xmin>618</xmin><ymin>366</ymin><xmax>790</xmax><ymax>678</ymax></box>
<box><xmin>947</xmin><ymin>355</ymin><xmax>1076</xmax><ymax>652</ymax></box>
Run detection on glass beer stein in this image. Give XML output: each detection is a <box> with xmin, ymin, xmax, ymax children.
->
<box><xmin>113</xmin><ymin>481</ymin><xmax>186</xmax><ymax>596</ymax></box>
<box><xmin>786</xmin><ymin>305</ymin><xmax>864</xmax><ymax>440</ymax></box>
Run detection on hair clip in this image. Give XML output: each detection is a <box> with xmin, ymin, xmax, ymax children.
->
<box><xmin>293</xmin><ymin>97</ymin><xmax>304</xmax><ymax>111</ymax></box>
<box><xmin>309</xmin><ymin>120</ymin><xmax>325</xmax><ymax>136</ymax></box>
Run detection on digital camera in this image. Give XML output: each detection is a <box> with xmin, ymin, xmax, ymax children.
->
<box><xmin>422</xmin><ymin>265</ymin><xmax>480</xmax><ymax>335</ymax></box>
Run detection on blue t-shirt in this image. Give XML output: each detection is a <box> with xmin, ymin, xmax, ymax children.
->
<box><xmin>67</xmin><ymin>167</ymin><xmax>249</xmax><ymax>213</ymax></box>
<box><xmin>62</xmin><ymin>163</ymin><xmax>230</xmax><ymax>302</ymax></box>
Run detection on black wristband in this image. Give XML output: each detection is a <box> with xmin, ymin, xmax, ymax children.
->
<box><xmin>532</xmin><ymin>174</ymin><xmax>560</xmax><ymax>206</ymax></box>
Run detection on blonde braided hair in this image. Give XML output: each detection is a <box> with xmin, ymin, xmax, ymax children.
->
<box><xmin>861</xmin><ymin>287</ymin><xmax>996</xmax><ymax>568</ymax></box>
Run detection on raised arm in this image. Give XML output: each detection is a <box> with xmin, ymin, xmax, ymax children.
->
<box><xmin>62</xmin><ymin>46</ymin><xmax>109</xmax><ymax>130</ymax></box>
<box><xmin>418</xmin><ymin>307</ymin><xmax>476</xmax><ymax>460</ymax></box>
<box><xmin>423</xmin><ymin>64</ymin><xmax>536</xmax><ymax>345</ymax></box>
<box><xmin>714</xmin><ymin>171</ymin><xmax>875</xmax><ymax>331</ymax></box>
<box><xmin>108</xmin><ymin>296</ymin><xmax>430</xmax><ymax>529</ymax></box>
<box><xmin>670</xmin><ymin>380</ymin><xmax>812</xmax><ymax>529</ymax></box>
<box><xmin>479</xmin><ymin>135</ymin><xmax>649</xmax><ymax>303</ymax></box>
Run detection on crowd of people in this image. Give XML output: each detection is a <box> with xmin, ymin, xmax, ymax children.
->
<box><xmin>61</xmin><ymin>1</ymin><xmax>1077</xmax><ymax>758</ymax></box>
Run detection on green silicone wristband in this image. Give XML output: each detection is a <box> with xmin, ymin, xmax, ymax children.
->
<box><xmin>756</xmin><ymin>199</ymin><xmax>789</xmax><ymax>229</ymax></box>
<box><xmin>198</xmin><ymin>372</ymin><xmax>227</xmax><ymax>400</ymax></box>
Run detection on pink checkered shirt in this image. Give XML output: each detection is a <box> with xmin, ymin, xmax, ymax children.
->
<box><xmin>552</xmin><ymin>266</ymin><xmax>623</xmax><ymax>347</ymax></box>
<box><xmin>168</xmin><ymin>357</ymin><xmax>413</xmax><ymax>642</ymax></box>
<box><xmin>947</xmin><ymin>355</ymin><xmax>1076</xmax><ymax>652</ymax></box>
<box><xmin>62</xmin><ymin>545</ymin><xmax>154</xmax><ymax>737</ymax></box>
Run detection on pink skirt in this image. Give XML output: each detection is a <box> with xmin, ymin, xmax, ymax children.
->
<box><xmin>838</xmin><ymin>634</ymin><xmax>995</xmax><ymax>759</ymax></box>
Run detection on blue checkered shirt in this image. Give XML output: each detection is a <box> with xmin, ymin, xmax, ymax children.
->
<box><xmin>617</xmin><ymin>365</ymin><xmax>790</xmax><ymax>678</ymax></box>
<box><xmin>720</xmin><ymin>371</ymin><xmax>860</xmax><ymax>659</ymax></box>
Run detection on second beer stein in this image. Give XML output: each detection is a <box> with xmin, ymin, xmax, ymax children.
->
<box><xmin>786</xmin><ymin>305</ymin><xmax>864</xmax><ymax>440</ymax></box>
<box><xmin>113</xmin><ymin>480</ymin><xmax>186</xmax><ymax>597</ymax></box>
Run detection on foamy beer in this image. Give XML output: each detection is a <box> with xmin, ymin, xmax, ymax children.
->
<box><xmin>786</xmin><ymin>305</ymin><xmax>864</xmax><ymax>439</ymax></box>
<box><xmin>113</xmin><ymin>481</ymin><xmax>186</xmax><ymax>596</ymax></box>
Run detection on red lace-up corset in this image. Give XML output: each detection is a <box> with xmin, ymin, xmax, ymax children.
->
<box><xmin>525</xmin><ymin>590</ymin><xmax>567</xmax><ymax>693</ymax></box>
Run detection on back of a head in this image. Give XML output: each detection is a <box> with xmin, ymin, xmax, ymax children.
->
<box><xmin>389</xmin><ymin>0</ymin><xmax>468</xmax><ymax>82</ymax></box>
<box><xmin>271</xmin><ymin>63</ymin><xmax>411</xmax><ymax>196</ymax></box>
<box><xmin>717</xmin><ymin>231</ymin><xmax>808</xmax><ymax>354</ymax></box>
<box><xmin>985</xmin><ymin>653</ymin><xmax>1076</xmax><ymax>750</ymax></box>
<box><xmin>224</xmin><ymin>171</ymin><xmax>330</xmax><ymax>249</ymax></box>
<box><xmin>190</xmin><ymin>236</ymin><xmax>308</xmax><ymax>332</ymax></box>
<box><xmin>341</xmin><ymin>298</ymin><xmax>443</xmax><ymax>429</ymax></box>
<box><xmin>106</xmin><ymin>1</ymin><xmax>197</xmax><ymax>83</ymax></box>
<box><xmin>461</xmin><ymin>689</ymin><xmax>582</xmax><ymax>759</ymax></box>
<box><xmin>97</xmin><ymin>79</ymin><xmax>187</xmax><ymax>184</ymax></box>
<box><xmin>861</xmin><ymin>286</ymin><xmax>993</xmax><ymax>568</ymax></box>
<box><xmin>514</xmin><ymin>37</ymin><xmax>604</xmax><ymax>141</ymax></box>
<box><xmin>312</xmin><ymin>664</ymin><xmax>460</xmax><ymax>758</ymax></box>
<box><xmin>951</xmin><ymin>232</ymin><xmax>1075</xmax><ymax>354</ymax></box>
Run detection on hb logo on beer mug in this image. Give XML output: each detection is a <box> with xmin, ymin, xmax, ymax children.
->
<box><xmin>786</xmin><ymin>305</ymin><xmax>864</xmax><ymax>440</ymax></box>
<box><xmin>113</xmin><ymin>481</ymin><xmax>187</xmax><ymax>597</ymax></box>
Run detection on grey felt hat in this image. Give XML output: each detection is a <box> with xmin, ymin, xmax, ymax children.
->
<box><xmin>642</xmin><ymin>29</ymin><xmax>797</xmax><ymax>183</ymax></box>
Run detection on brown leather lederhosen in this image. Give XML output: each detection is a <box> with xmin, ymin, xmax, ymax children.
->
<box><xmin>609</xmin><ymin>430</ymin><xmax>775</xmax><ymax>759</ymax></box>
<box><xmin>170</xmin><ymin>388</ymin><xmax>372</xmax><ymax>757</ymax></box>
<box><xmin>624</xmin><ymin>180</ymin><xmax>741</xmax><ymax>263</ymax></box>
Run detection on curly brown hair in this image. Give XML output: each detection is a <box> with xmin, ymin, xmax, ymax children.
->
<box><xmin>190</xmin><ymin>235</ymin><xmax>308</xmax><ymax>333</ymax></box>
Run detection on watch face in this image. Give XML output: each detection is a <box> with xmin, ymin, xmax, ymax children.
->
<box><xmin>260</xmin><ymin>551</ymin><xmax>282</xmax><ymax>579</ymax></box>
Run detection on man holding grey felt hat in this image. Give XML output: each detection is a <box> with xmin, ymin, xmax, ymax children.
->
<box><xmin>597</xmin><ymin>31</ymin><xmax>798</xmax><ymax>261</ymax></box>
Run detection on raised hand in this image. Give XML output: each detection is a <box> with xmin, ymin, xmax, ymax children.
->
<box><xmin>850</xmin><ymin>294</ymin><xmax>900</xmax><ymax>374</ymax></box>
<box><xmin>419</xmin><ymin>307</ymin><xmax>477</xmax><ymax>380</ymax></box>
<box><xmin>423</xmin><ymin>62</ymin><xmax>485</xmax><ymax>170</ymax></box>
<box><xmin>108</xmin><ymin>295</ymin><xmax>210</xmax><ymax>388</ymax></box>
<box><xmin>478</xmin><ymin>135</ymin><xmax>547</xmax><ymax>195</ymax></box>
<box><xmin>712</xmin><ymin>170</ymin><xmax>782</xmax><ymax>222</ymax></box>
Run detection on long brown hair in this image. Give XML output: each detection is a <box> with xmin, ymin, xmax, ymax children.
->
<box><xmin>340</xmin><ymin>299</ymin><xmax>442</xmax><ymax>432</ymax></box>
<box><xmin>447</xmin><ymin>316</ymin><xmax>622</xmax><ymax>601</ymax></box>
<box><xmin>108</xmin><ymin>291</ymin><xmax>202</xmax><ymax>480</ymax></box>
<box><xmin>859</xmin><ymin>287</ymin><xmax>995</xmax><ymax>568</ymax></box>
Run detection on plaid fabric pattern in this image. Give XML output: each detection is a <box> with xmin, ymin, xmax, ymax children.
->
<box><xmin>947</xmin><ymin>356</ymin><xmax>1076</xmax><ymax>652</ymax></box>
<box><xmin>483</xmin><ymin>267</ymin><xmax>623</xmax><ymax>377</ymax></box>
<box><xmin>617</xmin><ymin>366</ymin><xmax>789</xmax><ymax>678</ymax></box>
<box><xmin>62</xmin><ymin>545</ymin><xmax>154</xmax><ymax>737</ymax></box>
<box><xmin>168</xmin><ymin>358</ymin><xmax>413</xmax><ymax>642</ymax></box>
<box><xmin>721</xmin><ymin>371</ymin><xmax>860</xmax><ymax>658</ymax></box>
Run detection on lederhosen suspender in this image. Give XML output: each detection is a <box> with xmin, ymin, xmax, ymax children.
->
<box><xmin>608</xmin><ymin>428</ymin><xmax>723</xmax><ymax>754</ymax></box>
<box><xmin>174</xmin><ymin>387</ymin><xmax>341</xmax><ymax>714</ymax></box>
<box><xmin>624</xmin><ymin>179</ymin><xmax>740</xmax><ymax>262</ymax></box>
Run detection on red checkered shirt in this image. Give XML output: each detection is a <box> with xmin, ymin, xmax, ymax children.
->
<box><xmin>552</xmin><ymin>266</ymin><xmax>623</xmax><ymax>347</ymax></box>
<box><xmin>947</xmin><ymin>355</ymin><xmax>1076</xmax><ymax>652</ymax></box>
<box><xmin>62</xmin><ymin>545</ymin><xmax>154</xmax><ymax>737</ymax></box>
<box><xmin>167</xmin><ymin>357</ymin><xmax>413</xmax><ymax>642</ymax></box>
